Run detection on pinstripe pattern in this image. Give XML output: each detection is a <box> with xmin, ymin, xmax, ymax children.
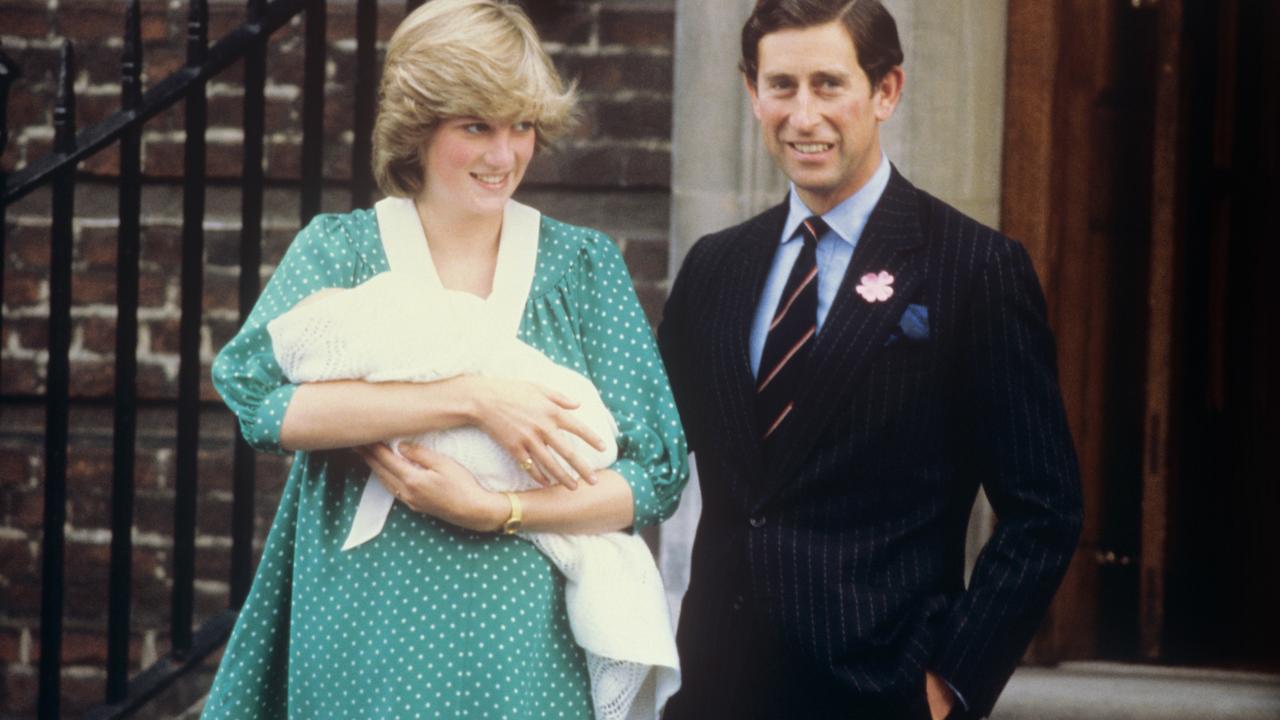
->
<box><xmin>658</xmin><ymin>168</ymin><xmax>1082</xmax><ymax>719</ymax></box>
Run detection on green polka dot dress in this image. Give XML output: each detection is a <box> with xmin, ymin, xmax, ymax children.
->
<box><xmin>202</xmin><ymin>209</ymin><xmax>689</xmax><ymax>719</ymax></box>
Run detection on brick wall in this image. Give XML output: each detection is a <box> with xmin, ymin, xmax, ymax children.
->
<box><xmin>0</xmin><ymin>0</ymin><xmax>674</xmax><ymax>715</ymax></box>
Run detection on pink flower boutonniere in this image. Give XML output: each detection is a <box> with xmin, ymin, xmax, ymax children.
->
<box><xmin>855</xmin><ymin>271</ymin><xmax>895</xmax><ymax>303</ymax></box>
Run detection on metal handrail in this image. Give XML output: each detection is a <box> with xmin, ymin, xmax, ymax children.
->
<box><xmin>0</xmin><ymin>1</ymin><xmax>399</xmax><ymax>716</ymax></box>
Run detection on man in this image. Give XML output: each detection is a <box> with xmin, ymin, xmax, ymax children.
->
<box><xmin>657</xmin><ymin>1</ymin><xmax>1082</xmax><ymax>718</ymax></box>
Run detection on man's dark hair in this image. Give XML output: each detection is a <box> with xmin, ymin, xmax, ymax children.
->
<box><xmin>740</xmin><ymin>0</ymin><xmax>903</xmax><ymax>87</ymax></box>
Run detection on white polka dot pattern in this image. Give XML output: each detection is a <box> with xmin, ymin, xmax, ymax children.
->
<box><xmin>202</xmin><ymin>210</ymin><xmax>689</xmax><ymax>719</ymax></box>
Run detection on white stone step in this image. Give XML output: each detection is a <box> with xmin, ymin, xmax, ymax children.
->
<box><xmin>992</xmin><ymin>662</ymin><xmax>1280</xmax><ymax>720</ymax></box>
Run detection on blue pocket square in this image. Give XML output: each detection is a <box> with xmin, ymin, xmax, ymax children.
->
<box><xmin>884</xmin><ymin>304</ymin><xmax>929</xmax><ymax>346</ymax></box>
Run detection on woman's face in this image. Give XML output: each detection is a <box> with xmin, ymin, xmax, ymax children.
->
<box><xmin>419</xmin><ymin>117</ymin><xmax>537</xmax><ymax>217</ymax></box>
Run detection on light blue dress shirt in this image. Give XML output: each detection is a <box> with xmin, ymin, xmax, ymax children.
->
<box><xmin>749</xmin><ymin>155</ymin><xmax>892</xmax><ymax>378</ymax></box>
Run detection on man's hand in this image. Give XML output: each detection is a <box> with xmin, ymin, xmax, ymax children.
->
<box><xmin>925</xmin><ymin>669</ymin><xmax>956</xmax><ymax>720</ymax></box>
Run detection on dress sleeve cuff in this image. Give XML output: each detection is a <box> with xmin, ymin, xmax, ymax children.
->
<box><xmin>609</xmin><ymin>457</ymin><xmax>661</xmax><ymax>530</ymax></box>
<box><xmin>242</xmin><ymin>382</ymin><xmax>299</xmax><ymax>455</ymax></box>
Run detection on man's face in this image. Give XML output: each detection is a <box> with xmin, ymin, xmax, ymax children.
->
<box><xmin>747</xmin><ymin>20</ymin><xmax>902</xmax><ymax>214</ymax></box>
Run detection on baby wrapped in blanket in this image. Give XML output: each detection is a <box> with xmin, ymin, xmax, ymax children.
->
<box><xmin>267</xmin><ymin>270</ymin><xmax>678</xmax><ymax>720</ymax></box>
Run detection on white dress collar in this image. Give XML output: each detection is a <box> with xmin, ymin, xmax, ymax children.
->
<box><xmin>374</xmin><ymin>196</ymin><xmax>541</xmax><ymax>339</ymax></box>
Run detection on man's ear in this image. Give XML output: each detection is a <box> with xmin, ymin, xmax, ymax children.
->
<box><xmin>873</xmin><ymin>66</ymin><xmax>905</xmax><ymax>122</ymax></box>
<box><xmin>744</xmin><ymin>74</ymin><xmax>763</xmax><ymax>121</ymax></box>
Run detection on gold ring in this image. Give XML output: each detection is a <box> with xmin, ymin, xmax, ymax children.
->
<box><xmin>519</xmin><ymin>457</ymin><xmax>535</xmax><ymax>473</ymax></box>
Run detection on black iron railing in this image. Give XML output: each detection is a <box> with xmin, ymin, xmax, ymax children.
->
<box><xmin>0</xmin><ymin>1</ymin><xmax>420</xmax><ymax>717</ymax></box>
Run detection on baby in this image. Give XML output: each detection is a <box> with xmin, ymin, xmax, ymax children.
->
<box><xmin>267</xmin><ymin>271</ymin><xmax>677</xmax><ymax>720</ymax></box>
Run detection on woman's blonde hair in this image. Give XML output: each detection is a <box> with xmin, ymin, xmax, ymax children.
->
<box><xmin>372</xmin><ymin>0</ymin><xmax>577</xmax><ymax>198</ymax></box>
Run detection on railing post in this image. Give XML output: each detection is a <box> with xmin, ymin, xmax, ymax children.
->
<box><xmin>352</xmin><ymin>0</ymin><xmax>377</xmax><ymax>207</ymax></box>
<box><xmin>106</xmin><ymin>0</ymin><xmax>144</xmax><ymax>703</ymax></box>
<box><xmin>172</xmin><ymin>0</ymin><xmax>209</xmax><ymax>658</ymax></box>
<box><xmin>38</xmin><ymin>39</ymin><xmax>77</xmax><ymax>720</ymax></box>
<box><xmin>231</xmin><ymin>0</ymin><xmax>268</xmax><ymax>609</ymax></box>
<box><xmin>0</xmin><ymin>51</ymin><xmax>19</xmax><ymax>377</ymax></box>
<box><xmin>300</xmin><ymin>0</ymin><xmax>326</xmax><ymax>224</ymax></box>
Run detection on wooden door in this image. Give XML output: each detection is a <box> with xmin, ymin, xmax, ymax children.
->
<box><xmin>1004</xmin><ymin>0</ymin><xmax>1280</xmax><ymax>667</ymax></box>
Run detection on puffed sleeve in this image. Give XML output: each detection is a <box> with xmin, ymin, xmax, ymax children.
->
<box><xmin>575</xmin><ymin>232</ymin><xmax>689</xmax><ymax>528</ymax></box>
<box><xmin>211</xmin><ymin>214</ymin><xmax>361</xmax><ymax>454</ymax></box>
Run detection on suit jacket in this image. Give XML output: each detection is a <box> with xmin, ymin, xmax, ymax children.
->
<box><xmin>657</xmin><ymin>168</ymin><xmax>1082</xmax><ymax>719</ymax></box>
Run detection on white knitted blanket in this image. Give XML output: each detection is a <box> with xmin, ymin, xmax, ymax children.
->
<box><xmin>266</xmin><ymin>271</ymin><xmax>678</xmax><ymax>720</ymax></box>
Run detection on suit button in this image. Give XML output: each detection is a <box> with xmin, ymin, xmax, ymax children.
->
<box><xmin>749</xmin><ymin>515</ymin><xmax>766</xmax><ymax>528</ymax></box>
<box><xmin>731</xmin><ymin>594</ymin><xmax>745</xmax><ymax>611</ymax></box>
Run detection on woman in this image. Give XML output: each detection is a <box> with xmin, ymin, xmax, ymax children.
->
<box><xmin>200</xmin><ymin>1</ymin><xmax>688</xmax><ymax>718</ymax></box>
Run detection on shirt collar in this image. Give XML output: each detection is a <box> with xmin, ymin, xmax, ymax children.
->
<box><xmin>780</xmin><ymin>153</ymin><xmax>892</xmax><ymax>247</ymax></box>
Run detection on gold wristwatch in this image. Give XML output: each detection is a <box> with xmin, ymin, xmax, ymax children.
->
<box><xmin>501</xmin><ymin>492</ymin><xmax>523</xmax><ymax>535</ymax></box>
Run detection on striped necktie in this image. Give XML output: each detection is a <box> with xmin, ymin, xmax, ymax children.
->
<box><xmin>757</xmin><ymin>215</ymin><xmax>826</xmax><ymax>445</ymax></box>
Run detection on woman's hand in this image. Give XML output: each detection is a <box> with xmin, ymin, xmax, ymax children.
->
<box><xmin>356</xmin><ymin>442</ymin><xmax>508</xmax><ymax>532</ymax></box>
<box><xmin>464</xmin><ymin>376</ymin><xmax>606</xmax><ymax>490</ymax></box>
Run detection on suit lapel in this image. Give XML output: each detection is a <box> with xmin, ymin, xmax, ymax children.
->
<box><xmin>752</xmin><ymin>169</ymin><xmax>926</xmax><ymax>510</ymax></box>
<box><xmin>709</xmin><ymin>201</ymin><xmax>789</xmax><ymax>494</ymax></box>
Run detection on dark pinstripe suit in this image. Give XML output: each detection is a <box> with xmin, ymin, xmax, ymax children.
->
<box><xmin>658</xmin><ymin>168</ymin><xmax>1082</xmax><ymax>719</ymax></box>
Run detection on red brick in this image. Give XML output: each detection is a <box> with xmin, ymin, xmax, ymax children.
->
<box><xmin>5</xmin><ymin>45</ymin><xmax>60</xmax><ymax>88</ymax></box>
<box><xmin>146</xmin><ymin>318</ymin><xmax>181</xmax><ymax>355</ymax></box>
<box><xmin>0</xmin><ymin>358</ymin><xmax>41</xmax><ymax>396</ymax></box>
<box><xmin>195</xmin><ymin>447</ymin><xmax>234</xmax><ymax>494</ymax></box>
<box><xmin>594</xmin><ymin>96</ymin><xmax>671</xmax><ymax>139</ymax></box>
<box><xmin>207</xmin><ymin>93</ymin><xmax>244</xmax><ymax>130</ymax></box>
<box><xmin>266</xmin><ymin>138</ymin><xmax>303</xmax><ymax>181</ymax></box>
<box><xmin>78</xmin><ymin>225</ymin><xmax>120</xmax><ymax>269</ymax></box>
<box><xmin>22</xmin><ymin>135</ymin><xmax>55</xmax><ymax>170</ymax></box>
<box><xmin>5</xmin><ymin>223</ymin><xmax>51</xmax><ymax>271</ymax></box>
<box><xmin>325</xmin><ymin>3</ymin><xmax>403</xmax><ymax>44</ymax></box>
<box><xmin>60</xmin><ymin>667</ymin><xmax>107</xmax><ymax>716</ymax></box>
<box><xmin>81</xmin><ymin>42</ymin><xmax>128</xmax><ymax>87</ymax></box>
<box><xmin>560</xmin><ymin>53</ymin><xmax>672</xmax><ymax>95</ymax></box>
<box><xmin>201</xmin><ymin>365</ymin><xmax>219</xmax><ymax>402</ymax></box>
<box><xmin>142</xmin><ymin>137</ymin><xmax>184</xmax><ymax>178</ymax></box>
<box><xmin>265</xmin><ymin>38</ymin><xmax>305</xmax><ymax>87</ymax></box>
<box><xmin>4</xmin><ymin>317</ymin><xmax>49</xmax><ymax>353</ymax></box>
<box><xmin>0</xmin><ymin>448</ymin><xmax>32</xmax><ymax>489</ymax></box>
<box><xmin>0</xmin><ymin>626</ymin><xmax>27</xmax><ymax>665</ymax></box>
<box><xmin>63</xmin><ymin>543</ymin><xmax>112</xmax><ymax>622</ymax></box>
<box><xmin>143</xmin><ymin>47</ymin><xmax>186</xmax><ymax>90</ymax></box>
<box><xmin>65</xmin><ymin>447</ymin><xmax>113</xmax><ymax>497</ymax></box>
<box><xmin>200</xmin><ymin>4</ymin><xmax>238</xmax><ymax>40</ymax></box>
<box><xmin>598</xmin><ymin>8</ymin><xmax>674</xmax><ymax>49</ymax></box>
<box><xmin>78</xmin><ymin>316</ymin><xmax>119</xmax><ymax>356</ymax></box>
<box><xmin>142</xmin><ymin>226</ymin><xmax>182</xmax><ymax>269</ymax></box>
<box><xmin>73</xmin><ymin>269</ymin><xmax>118</xmax><ymax>306</ymax></box>
<box><xmin>202</xmin><ymin>271</ymin><xmax>238</xmax><ymax>313</ymax></box>
<box><xmin>207</xmin><ymin>139</ymin><xmax>249</xmax><ymax>178</ymax></box>
<box><xmin>3</xmin><ymin>666</ymin><xmax>36</xmax><ymax>715</ymax></box>
<box><xmin>204</xmin><ymin>228</ymin><xmax>242</xmax><ymax>267</ymax></box>
<box><xmin>138</xmin><ymin>269</ymin><xmax>172</xmax><ymax>309</ymax></box>
<box><xmin>136</xmin><ymin>362</ymin><xmax>176</xmax><ymax>400</ymax></box>
<box><xmin>530</xmin><ymin>7</ymin><xmax>593</xmax><ymax>45</ymax></box>
<box><xmin>623</xmin><ymin>237</ymin><xmax>668</xmax><ymax>283</ymax></box>
<box><xmin>133</xmin><ymin>491</ymin><xmax>174</xmax><ymax>536</ymax></box>
<box><xmin>83</xmin><ymin>143</ymin><xmax>123</xmax><ymax>176</ymax></box>
<box><xmin>263</xmin><ymin>227</ymin><xmax>297</xmax><ymax>267</ymax></box>
<box><xmin>322</xmin><ymin>135</ymin><xmax>355</xmax><ymax>181</ymax></box>
<box><xmin>3</xmin><ymin>5</ymin><xmax>51</xmax><ymax>39</ymax></box>
<box><xmin>59</xmin><ymin>2</ymin><xmax>140</xmax><ymax>42</ymax></box>
<box><xmin>0</xmin><ymin>535</ymin><xmax>40</xmax><ymax>614</ymax></box>
<box><xmin>6</xmin><ymin>85</ymin><xmax>52</xmax><ymax>132</ymax></box>
<box><xmin>69</xmin><ymin>358</ymin><xmax>115</xmax><ymax>397</ymax></box>
<box><xmin>619</xmin><ymin>146</ymin><xmax>671</xmax><ymax>187</ymax></box>
<box><xmin>140</xmin><ymin>3</ymin><xmax>172</xmax><ymax>44</ymax></box>
<box><xmin>24</xmin><ymin>628</ymin><xmax>150</xmax><ymax>670</ymax></box>
<box><xmin>3</xmin><ymin>271</ymin><xmax>45</xmax><ymax>307</ymax></box>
